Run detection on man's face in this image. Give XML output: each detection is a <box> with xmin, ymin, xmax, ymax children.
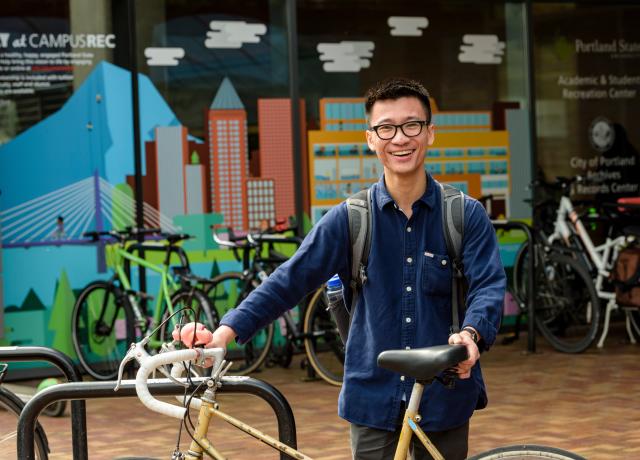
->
<box><xmin>366</xmin><ymin>96</ymin><xmax>434</xmax><ymax>179</ymax></box>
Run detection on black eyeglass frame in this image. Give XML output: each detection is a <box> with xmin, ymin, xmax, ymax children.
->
<box><xmin>368</xmin><ymin>120</ymin><xmax>431</xmax><ymax>140</ymax></box>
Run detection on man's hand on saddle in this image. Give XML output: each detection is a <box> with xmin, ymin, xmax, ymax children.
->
<box><xmin>172</xmin><ymin>322</ymin><xmax>237</xmax><ymax>367</ymax></box>
<box><xmin>448</xmin><ymin>328</ymin><xmax>481</xmax><ymax>379</ymax></box>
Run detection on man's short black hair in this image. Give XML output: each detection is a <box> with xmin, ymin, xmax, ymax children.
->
<box><xmin>364</xmin><ymin>77</ymin><xmax>432</xmax><ymax>123</ymax></box>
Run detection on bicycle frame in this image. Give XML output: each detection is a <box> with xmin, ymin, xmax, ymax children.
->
<box><xmin>181</xmin><ymin>378</ymin><xmax>444</xmax><ymax>460</ymax></box>
<box><xmin>108</xmin><ymin>243</ymin><xmax>182</xmax><ymax>349</ymax></box>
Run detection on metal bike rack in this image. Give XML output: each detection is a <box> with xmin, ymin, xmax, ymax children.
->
<box><xmin>0</xmin><ymin>346</ymin><xmax>89</xmax><ymax>460</ymax></box>
<box><xmin>491</xmin><ymin>220</ymin><xmax>536</xmax><ymax>353</ymax></box>
<box><xmin>18</xmin><ymin>376</ymin><xmax>299</xmax><ymax>460</ymax></box>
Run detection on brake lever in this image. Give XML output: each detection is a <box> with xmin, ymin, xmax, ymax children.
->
<box><xmin>114</xmin><ymin>336</ymin><xmax>150</xmax><ymax>391</ymax></box>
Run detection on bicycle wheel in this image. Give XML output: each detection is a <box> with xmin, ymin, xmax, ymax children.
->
<box><xmin>468</xmin><ymin>444</ymin><xmax>586</xmax><ymax>459</ymax></box>
<box><xmin>72</xmin><ymin>281</ymin><xmax>135</xmax><ymax>380</ymax></box>
<box><xmin>206</xmin><ymin>272</ymin><xmax>274</xmax><ymax>375</ymax></box>
<box><xmin>0</xmin><ymin>387</ymin><xmax>49</xmax><ymax>459</ymax></box>
<box><xmin>159</xmin><ymin>288</ymin><xmax>219</xmax><ymax>344</ymax></box>
<box><xmin>534</xmin><ymin>251</ymin><xmax>600</xmax><ymax>353</ymax></box>
<box><xmin>303</xmin><ymin>287</ymin><xmax>344</xmax><ymax>386</ymax></box>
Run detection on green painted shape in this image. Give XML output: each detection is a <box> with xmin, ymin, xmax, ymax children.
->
<box><xmin>20</xmin><ymin>289</ymin><xmax>46</xmax><ymax>310</ymax></box>
<box><xmin>190</xmin><ymin>151</ymin><xmax>200</xmax><ymax>165</ymax></box>
<box><xmin>173</xmin><ymin>213</ymin><xmax>224</xmax><ymax>252</ymax></box>
<box><xmin>48</xmin><ymin>270</ymin><xmax>78</xmax><ymax>357</ymax></box>
<box><xmin>113</xmin><ymin>183</ymin><xmax>135</xmax><ymax>231</ymax></box>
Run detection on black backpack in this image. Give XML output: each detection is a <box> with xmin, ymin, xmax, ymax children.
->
<box><xmin>334</xmin><ymin>182</ymin><xmax>466</xmax><ymax>343</ymax></box>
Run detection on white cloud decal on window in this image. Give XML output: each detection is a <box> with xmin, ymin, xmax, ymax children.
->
<box><xmin>317</xmin><ymin>41</ymin><xmax>375</xmax><ymax>72</ymax></box>
<box><xmin>144</xmin><ymin>47</ymin><xmax>185</xmax><ymax>66</ymax></box>
<box><xmin>205</xmin><ymin>21</ymin><xmax>267</xmax><ymax>49</ymax></box>
<box><xmin>458</xmin><ymin>34</ymin><xmax>505</xmax><ymax>64</ymax></box>
<box><xmin>387</xmin><ymin>17</ymin><xmax>429</xmax><ymax>36</ymax></box>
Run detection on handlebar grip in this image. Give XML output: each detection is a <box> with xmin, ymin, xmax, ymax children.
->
<box><xmin>135</xmin><ymin>348</ymin><xmax>225</xmax><ymax>420</ymax></box>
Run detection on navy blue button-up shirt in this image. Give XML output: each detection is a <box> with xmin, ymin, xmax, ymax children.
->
<box><xmin>220</xmin><ymin>174</ymin><xmax>505</xmax><ymax>432</ymax></box>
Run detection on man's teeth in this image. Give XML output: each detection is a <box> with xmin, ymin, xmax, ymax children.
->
<box><xmin>390</xmin><ymin>150</ymin><xmax>412</xmax><ymax>157</ymax></box>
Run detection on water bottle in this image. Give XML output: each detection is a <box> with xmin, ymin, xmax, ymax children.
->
<box><xmin>326</xmin><ymin>274</ymin><xmax>350</xmax><ymax>344</ymax></box>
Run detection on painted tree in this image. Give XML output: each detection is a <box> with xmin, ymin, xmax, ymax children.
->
<box><xmin>48</xmin><ymin>269</ymin><xmax>77</xmax><ymax>358</ymax></box>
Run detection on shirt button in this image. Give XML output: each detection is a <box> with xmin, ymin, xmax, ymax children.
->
<box><xmin>407</xmin><ymin>257</ymin><xmax>413</xmax><ymax>264</ymax></box>
<box><xmin>400</xmin><ymin>376</ymin><xmax>406</xmax><ymax>381</ymax></box>
<box><xmin>405</xmin><ymin>317</ymin><xmax>412</xmax><ymax>323</ymax></box>
<box><xmin>441</xmin><ymin>259</ymin><xmax>447</xmax><ymax>266</ymax></box>
<box><xmin>406</xmin><ymin>227</ymin><xmax>412</xmax><ymax>232</ymax></box>
<box><xmin>406</xmin><ymin>286</ymin><xmax>412</xmax><ymax>292</ymax></box>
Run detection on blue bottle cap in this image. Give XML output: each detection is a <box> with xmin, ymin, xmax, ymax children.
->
<box><xmin>327</xmin><ymin>274</ymin><xmax>342</xmax><ymax>289</ymax></box>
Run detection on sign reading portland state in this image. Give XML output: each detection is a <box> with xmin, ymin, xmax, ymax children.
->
<box><xmin>556</xmin><ymin>39</ymin><xmax>640</xmax><ymax>100</ymax></box>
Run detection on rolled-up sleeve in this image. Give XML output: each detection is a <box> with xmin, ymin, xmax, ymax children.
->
<box><xmin>460</xmin><ymin>199</ymin><xmax>506</xmax><ymax>349</ymax></box>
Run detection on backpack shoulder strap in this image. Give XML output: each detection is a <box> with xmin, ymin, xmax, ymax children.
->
<box><xmin>439</xmin><ymin>182</ymin><xmax>465</xmax><ymax>333</ymax></box>
<box><xmin>346</xmin><ymin>188</ymin><xmax>373</xmax><ymax>311</ymax></box>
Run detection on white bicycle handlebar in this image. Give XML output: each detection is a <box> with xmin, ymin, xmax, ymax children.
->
<box><xmin>115</xmin><ymin>340</ymin><xmax>225</xmax><ymax>420</ymax></box>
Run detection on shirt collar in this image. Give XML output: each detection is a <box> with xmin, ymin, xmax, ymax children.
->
<box><xmin>374</xmin><ymin>172</ymin><xmax>437</xmax><ymax>211</ymax></box>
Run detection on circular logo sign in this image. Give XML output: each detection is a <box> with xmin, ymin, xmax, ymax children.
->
<box><xmin>589</xmin><ymin>117</ymin><xmax>615</xmax><ymax>152</ymax></box>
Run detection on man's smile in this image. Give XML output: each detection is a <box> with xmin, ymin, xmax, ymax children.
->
<box><xmin>389</xmin><ymin>149</ymin><xmax>413</xmax><ymax>157</ymax></box>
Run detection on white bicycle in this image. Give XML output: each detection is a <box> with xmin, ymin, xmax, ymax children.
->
<box><xmin>513</xmin><ymin>176</ymin><xmax>640</xmax><ymax>352</ymax></box>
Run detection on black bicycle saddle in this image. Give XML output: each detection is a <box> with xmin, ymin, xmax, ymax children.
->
<box><xmin>377</xmin><ymin>345</ymin><xmax>468</xmax><ymax>381</ymax></box>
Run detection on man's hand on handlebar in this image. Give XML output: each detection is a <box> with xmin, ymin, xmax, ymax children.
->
<box><xmin>173</xmin><ymin>322</ymin><xmax>237</xmax><ymax>367</ymax></box>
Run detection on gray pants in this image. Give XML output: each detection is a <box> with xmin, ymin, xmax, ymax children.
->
<box><xmin>350</xmin><ymin>421</ymin><xmax>469</xmax><ymax>460</ymax></box>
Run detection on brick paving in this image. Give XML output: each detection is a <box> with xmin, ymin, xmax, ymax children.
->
<box><xmin>6</xmin><ymin>324</ymin><xmax>640</xmax><ymax>459</ymax></box>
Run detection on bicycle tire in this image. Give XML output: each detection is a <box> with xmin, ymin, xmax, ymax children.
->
<box><xmin>303</xmin><ymin>287</ymin><xmax>344</xmax><ymax>386</ymax></box>
<box><xmin>0</xmin><ymin>387</ymin><xmax>49</xmax><ymax>459</ymax></box>
<box><xmin>205</xmin><ymin>272</ymin><xmax>274</xmax><ymax>375</ymax></box>
<box><xmin>512</xmin><ymin>240</ymin><xmax>530</xmax><ymax>307</ymax></box>
<box><xmin>534</xmin><ymin>251</ymin><xmax>600</xmax><ymax>353</ymax></box>
<box><xmin>71</xmin><ymin>281</ymin><xmax>135</xmax><ymax>380</ymax></box>
<box><xmin>468</xmin><ymin>444</ymin><xmax>586</xmax><ymax>459</ymax></box>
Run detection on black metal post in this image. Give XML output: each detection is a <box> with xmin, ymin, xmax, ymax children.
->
<box><xmin>0</xmin><ymin>346</ymin><xmax>88</xmax><ymax>460</ymax></box>
<box><xmin>127</xmin><ymin>0</ymin><xmax>148</xmax><ymax>299</ymax></box>
<box><xmin>491</xmin><ymin>220</ymin><xmax>536</xmax><ymax>353</ymax></box>
<box><xmin>286</xmin><ymin>0</ymin><xmax>304</xmax><ymax>238</ymax></box>
<box><xmin>18</xmin><ymin>377</ymin><xmax>298</xmax><ymax>460</ymax></box>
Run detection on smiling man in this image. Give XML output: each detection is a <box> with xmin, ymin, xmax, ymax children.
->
<box><xmin>207</xmin><ymin>77</ymin><xmax>505</xmax><ymax>460</ymax></box>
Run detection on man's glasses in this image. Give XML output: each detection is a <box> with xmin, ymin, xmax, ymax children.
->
<box><xmin>368</xmin><ymin>120</ymin><xmax>430</xmax><ymax>140</ymax></box>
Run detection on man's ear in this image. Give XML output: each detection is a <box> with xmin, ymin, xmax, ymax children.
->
<box><xmin>426</xmin><ymin>124</ymin><xmax>435</xmax><ymax>146</ymax></box>
<box><xmin>365</xmin><ymin>129</ymin><xmax>376</xmax><ymax>153</ymax></box>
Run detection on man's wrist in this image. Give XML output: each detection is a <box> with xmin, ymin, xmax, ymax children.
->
<box><xmin>461</xmin><ymin>326</ymin><xmax>480</xmax><ymax>344</ymax></box>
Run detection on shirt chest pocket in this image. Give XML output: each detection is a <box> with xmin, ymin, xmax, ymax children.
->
<box><xmin>421</xmin><ymin>251</ymin><xmax>452</xmax><ymax>297</ymax></box>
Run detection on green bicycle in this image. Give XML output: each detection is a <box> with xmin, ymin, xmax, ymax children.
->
<box><xmin>71</xmin><ymin>228</ymin><xmax>218</xmax><ymax>380</ymax></box>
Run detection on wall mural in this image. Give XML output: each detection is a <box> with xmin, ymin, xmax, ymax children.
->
<box><xmin>0</xmin><ymin>7</ymin><xmax>524</xmax><ymax>355</ymax></box>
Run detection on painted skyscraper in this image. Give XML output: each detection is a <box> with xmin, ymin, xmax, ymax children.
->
<box><xmin>207</xmin><ymin>78</ymin><xmax>249</xmax><ymax>231</ymax></box>
<box><xmin>246</xmin><ymin>178</ymin><xmax>276</xmax><ymax>230</ymax></box>
<box><xmin>258</xmin><ymin>98</ymin><xmax>307</xmax><ymax>221</ymax></box>
<box><xmin>154</xmin><ymin>126</ymin><xmax>188</xmax><ymax>225</ymax></box>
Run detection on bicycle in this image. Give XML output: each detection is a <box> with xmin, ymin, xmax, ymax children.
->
<box><xmin>116</xmin><ymin>336</ymin><xmax>586</xmax><ymax>460</ymax></box>
<box><xmin>71</xmin><ymin>227</ymin><xmax>217</xmax><ymax>380</ymax></box>
<box><xmin>0</xmin><ymin>363</ymin><xmax>49</xmax><ymax>459</ymax></box>
<box><xmin>512</xmin><ymin>176</ymin><xmax>640</xmax><ymax>352</ymax></box>
<box><xmin>208</xmin><ymin>226</ymin><xmax>344</xmax><ymax>385</ymax></box>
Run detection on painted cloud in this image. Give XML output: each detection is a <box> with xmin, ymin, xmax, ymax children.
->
<box><xmin>388</xmin><ymin>17</ymin><xmax>429</xmax><ymax>36</ymax></box>
<box><xmin>317</xmin><ymin>41</ymin><xmax>375</xmax><ymax>72</ymax></box>
<box><xmin>205</xmin><ymin>21</ymin><xmax>267</xmax><ymax>49</ymax></box>
<box><xmin>458</xmin><ymin>34</ymin><xmax>505</xmax><ymax>64</ymax></box>
<box><xmin>144</xmin><ymin>47</ymin><xmax>185</xmax><ymax>66</ymax></box>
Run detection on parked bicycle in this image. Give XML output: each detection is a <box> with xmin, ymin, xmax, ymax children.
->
<box><xmin>116</xmin><ymin>335</ymin><xmax>586</xmax><ymax>460</ymax></box>
<box><xmin>71</xmin><ymin>227</ymin><xmax>217</xmax><ymax>380</ymax></box>
<box><xmin>512</xmin><ymin>176</ymin><xmax>640</xmax><ymax>352</ymax></box>
<box><xmin>0</xmin><ymin>363</ymin><xmax>49</xmax><ymax>459</ymax></box>
<box><xmin>207</xmin><ymin>225</ymin><xmax>344</xmax><ymax>385</ymax></box>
